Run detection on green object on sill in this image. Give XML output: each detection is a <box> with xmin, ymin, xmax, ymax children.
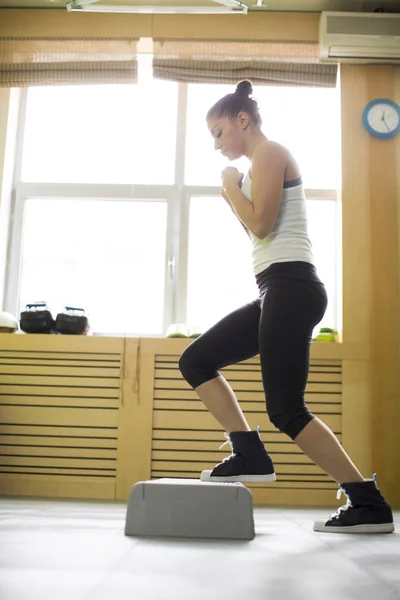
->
<box><xmin>313</xmin><ymin>327</ymin><xmax>338</xmax><ymax>343</ymax></box>
<box><xmin>166</xmin><ymin>324</ymin><xmax>203</xmax><ymax>339</ymax></box>
<box><xmin>166</xmin><ymin>323</ymin><xmax>189</xmax><ymax>338</ymax></box>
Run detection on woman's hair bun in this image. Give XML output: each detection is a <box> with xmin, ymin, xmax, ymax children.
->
<box><xmin>235</xmin><ymin>80</ymin><xmax>253</xmax><ymax>97</ymax></box>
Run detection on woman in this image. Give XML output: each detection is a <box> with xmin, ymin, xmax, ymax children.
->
<box><xmin>179</xmin><ymin>80</ymin><xmax>394</xmax><ymax>534</ymax></box>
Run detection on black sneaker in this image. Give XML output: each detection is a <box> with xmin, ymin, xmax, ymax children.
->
<box><xmin>313</xmin><ymin>474</ymin><xmax>395</xmax><ymax>534</ymax></box>
<box><xmin>200</xmin><ymin>426</ymin><xmax>276</xmax><ymax>483</ymax></box>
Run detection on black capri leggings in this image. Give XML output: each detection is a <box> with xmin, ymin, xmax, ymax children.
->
<box><xmin>179</xmin><ymin>261</ymin><xmax>328</xmax><ymax>440</ymax></box>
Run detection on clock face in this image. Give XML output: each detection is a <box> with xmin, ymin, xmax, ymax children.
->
<box><xmin>362</xmin><ymin>99</ymin><xmax>400</xmax><ymax>139</ymax></box>
<box><xmin>367</xmin><ymin>103</ymin><xmax>399</xmax><ymax>134</ymax></box>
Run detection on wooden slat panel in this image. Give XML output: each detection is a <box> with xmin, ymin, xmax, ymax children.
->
<box><xmin>227</xmin><ymin>361</ymin><xmax>342</xmax><ymax>370</ymax></box>
<box><xmin>0</xmin><ymin>337</ymin><xmax>122</xmax><ymax>494</ymax></box>
<box><xmin>155</xmin><ymin>354</ymin><xmax>343</xmax><ymax>367</ymax></box>
<box><xmin>0</xmin><ymin>375</ymin><xmax>119</xmax><ymax>387</ymax></box>
<box><xmin>0</xmin><ymin>366</ymin><xmax>121</xmax><ymax>377</ymax></box>
<box><xmin>0</xmin><ymin>334</ymin><xmax>345</xmax><ymax>501</ymax></box>
<box><xmin>156</xmin><ymin>360</ymin><xmax>342</xmax><ymax>372</ymax></box>
<box><xmin>0</xmin><ymin>466</ymin><xmax>115</xmax><ymax>477</ymax></box>
<box><xmin>308</xmin><ymin>359</ymin><xmax>342</xmax><ymax>366</ymax></box>
<box><xmin>249</xmin><ymin>480</ymin><xmax>336</xmax><ymax>488</ymax></box>
<box><xmin>151</xmin><ymin>461</ymin><xmax>328</xmax><ymax>477</ymax></box>
<box><xmin>153</xmin><ymin>410</ymin><xmax>341</xmax><ymax>432</ymax></box>
<box><xmin>155</xmin><ymin>357</ymin><xmax>184</xmax><ymax>365</ymax></box>
<box><xmin>154</xmin><ymin>368</ymin><xmax>342</xmax><ymax>384</ymax></box>
<box><xmin>152</xmin><ymin>450</ymin><xmax>314</xmax><ymax>464</ymax></box>
<box><xmin>0</xmin><ymin>406</ymin><xmax>119</xmax><ymax>427</ymax></box>
<box><xmin>0</xmin><ymin>446</ymin><xmax>117</xmax><ymax>459</ymax></box>
<box><xmin>0</xmin><ymin>424</ymin><xmax>119</xmax><ymax>439</ymax></box>
<box><xmin>151</xmin><ymin>345</ymin><xmax>343</xmax><ymax>488</ymax></box>
<box><xmin>148</xmin><ymin>353</ymin><xmax>342</xmax><ymax>494</ymax></box>
<box><xmin>154</xmin><ymin>389</ymin><xmax>341</xmax><ymax>403</ymax></box>
<box><xmin>154</xmin><ymin>379</ymin><xmax>342</xmax><ymax>393</ymax></box>
<box><xmin>151</xmin><ymin>469</ymin><xmax>331</xmax><ymax>482</ymax></box>
<box><xmin>152</xmin><ymin>428</ymin><xmax>342</xmax><ymax>443</ymax></box>
<box><xmin>0</xmin><ymin>352</ymin><xmax>122</xmax><ymax>361</ymax></box>
<box><xmin>0</xmin><ymin>356</ymin><xmax>121</xmax><ymax>366</ymax></box>
<box><xmin>0</xmin><ymin>396</ymin><xmax>118</xmax><ymax>409</ymax></box>
<box><xmin>0</xmin><ymin>434</ymin><xmax>117</xmax><ymax>449</ymax></box>
<box><xmin>153</xmin><ymin>400</ymin><xmax>341</xmax><ymax>414</ymax></box>
<box><xmin>0</xmin><ymin>386</ymin><xmax>120</xmax><ymax>398</ymax></box>
<box><xmin>0</xmin><ymin>455</ymin><xmax>116</xmax><ymax>469</ymax></box>
<box><xmin>152</xmin><ymin>439</ymin><xmax>304</xmax><ymax>454</ymax></box>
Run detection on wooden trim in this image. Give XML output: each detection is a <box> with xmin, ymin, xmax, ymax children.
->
<box><xmin>0</xmin><ymin>9</ymin><xmax>318</xmax><ymax>42</ymax></box>
<box><xmin>151</xmin><ymin>12</ymin><xmax>319</xmax><ymax>41</ymax></box>
<box><xmin>0</xmin><ymin>9</ymin><xmax>152</xmax><ymax>38</ymax></box>
<box><xmin>115</xmin><ymin>338</ymin><xmax>140</xmax><ymax>500</ymax></box>
<box><xmin>340</xmin><ymin>65</ymin><xmax>371</xmax><ymax>348</ymax></box>
<box><xmin>0</xmin><ymin>332</ymin><xmax>124</xmax><ymax>353</ymax></box>
<box><xmin>114</xmin><ymin>338</ymin><xmax>155</xmax><ymax>499</ymax></box>
<box><xmin>368</xmin><ymin>66</ymin><xmax>400</xmax><ymax>500</ymax></box>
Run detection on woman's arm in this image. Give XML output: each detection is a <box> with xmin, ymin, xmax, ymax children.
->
<box><xmin>223</xmin><ymin>142</ymin><xmax>287</xmax><ymax>240</ymax></box>
<box><xmin>221</xmin><ymin>188</ymin><xmax>251</xmax><ymax>238</ymax></box>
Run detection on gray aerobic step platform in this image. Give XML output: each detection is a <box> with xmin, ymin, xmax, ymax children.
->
<box><xmin>124</xmin><ymin>478</ymin><xmax>255</xmax><ymax>540</ymax></box>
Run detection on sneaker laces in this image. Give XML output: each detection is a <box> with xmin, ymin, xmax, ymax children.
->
<box><xmin>218</xmin><ymin>433</ymin><xmax>236</xmax><ymax>463</ymax></box>
<box><xmin>330</xmin><ymin>473</ymin><xmax>378</xmax><ymax>520</ymax></box>
<box><xmin>218</xmin><ymin>432</ymin><xmax>231</xmax><ymax>451</ymax></box>
<box><xmin>329</xmin><ymin>487</ymin><xmax>352</xmax><ymax>521</ymax></box>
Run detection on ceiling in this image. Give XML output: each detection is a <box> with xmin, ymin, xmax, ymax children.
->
<box><xmin>0</xmin><ymin>0</ymin><xmax>399</xmax><ymax>12</ymax></box>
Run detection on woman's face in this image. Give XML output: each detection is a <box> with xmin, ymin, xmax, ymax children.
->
<box><xmin>207</xmin><ymin>113</ymin><xmax>248</xmax><ymax>161</ymax></box>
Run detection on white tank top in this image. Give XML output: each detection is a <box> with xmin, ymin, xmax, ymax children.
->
<box><xmin>240</xmin><ymin>170</ymin><xmax>314</xmax><ymax>276</ymax></box>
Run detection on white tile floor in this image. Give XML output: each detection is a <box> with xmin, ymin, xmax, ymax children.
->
<box><xmin>0</xmin><ymin>497</ymin><xmax>399</xmax><ymax>600</ymax></box>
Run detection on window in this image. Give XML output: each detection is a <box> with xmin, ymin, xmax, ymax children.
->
<box><xmin>21</xmin><ymin>83</ymin><xmax>178</xmax><ymax>185</ymax></box>
<box><xmin>187</xmin><ymin>196</ymin><xmax>257</xmax><ymax>332</ymax></box>
<box><xmin>6</xmin><ymin>77</ymin><xmax>341</xmax><ymax>337</ymax></box>
<box><xmin>19</xmin><ymin>198</ymin><xmax>168</xmax><ymax>335</ymax></box>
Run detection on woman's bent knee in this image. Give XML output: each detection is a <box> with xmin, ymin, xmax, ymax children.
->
<box><xmin>268</xmin><ymin>409</ymin><xmax>315</xmax><ymax>440</ymax></box>
<box><xmin>178</xmin><ymin>342</ymin><xmax>218</xmax><ymax>389</ymax></box>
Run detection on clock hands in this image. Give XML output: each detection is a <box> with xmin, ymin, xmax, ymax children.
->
<box><xmin>381</xmin><ymin>109</ymin><xmax>390</xmax><ymax>132</ymax></box>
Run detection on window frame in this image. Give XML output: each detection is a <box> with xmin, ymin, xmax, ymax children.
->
<box><xmin>4</xmin><ymin>84</ymin><xmax>340</xmax><ymax>336</ymax></box>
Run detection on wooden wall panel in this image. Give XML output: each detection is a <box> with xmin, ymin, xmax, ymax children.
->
<box><xmin>0</xmin><ymin>334</ymin><xmax>123</xmax><ymax>499</ymax></box>
<box><xmin>2</xmin><ymin>334</ymin><xmax>393</xmax><ymax>507</ymax></box>
<box><xmin>341</xmin><ymin>64</ymin><xmax>400</xmax><ymax>504</ymax></box>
